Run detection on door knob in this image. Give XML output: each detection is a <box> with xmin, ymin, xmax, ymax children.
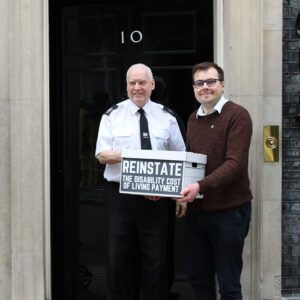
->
<box><xmin>263</xmin><ymin>125</ymin><xmax>279</xmax><ymax>162</ymax></box>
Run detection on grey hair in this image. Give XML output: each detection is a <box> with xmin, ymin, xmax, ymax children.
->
<box><xmin>126</xmin><ymin>63</ymin><xmax>154</xmax><ymax>82</ymax></box>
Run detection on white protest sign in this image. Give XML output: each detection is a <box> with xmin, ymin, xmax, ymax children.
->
<box><xmin>119</xmin><ymin>150</ymin><xmax>207</xmax><ymax>198</ymax></box>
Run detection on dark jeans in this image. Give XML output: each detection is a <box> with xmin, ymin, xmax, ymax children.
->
<box><xmin>105</xmin><ymin>181</ymin><xmax>169</xmax><ymax>300</ymax></box>
<box><xmin>186</xmin><ymin>202</ymin><xmax>251</xmax><ymax>300</ymax></box>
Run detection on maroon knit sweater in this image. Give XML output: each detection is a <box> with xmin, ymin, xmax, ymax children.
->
<box><xmin>187</xmin><ymin>101</ymin><xmax>253</xmax><ymax>212</ymax></box>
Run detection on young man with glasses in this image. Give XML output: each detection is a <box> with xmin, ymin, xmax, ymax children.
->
<box><xmin>177</xmin><ymin>62</ymin><xmax>252</xmax><ymax>300</ymax></box>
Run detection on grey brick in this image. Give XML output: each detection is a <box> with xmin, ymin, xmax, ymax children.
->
<box><xmin>290</xmin><ymin>0</ymin><xmax>300</xmax><ymax>8</ymax></box>
<box><xmin>282</xmin><ymin>278</ymin><xmax>300</xmax><ymax>288</ymax></box>
<box><xmin>283</xmin><ymin>234</ymin><xmax>300</xmax><ymax>243</ymax></box>
<box><xmin>283</xmin><ymin>256</ymin><xmax>300</xmax><ymax>266</ymax></box>
<box><xmin>282</xmin><ymin>202</ymin><xmax>300</xmax><ymax>213</ymax></box>
<box><xmin>285</xmin><ymin>85</ymin><xmax>300</xmax><ymax>94</ymax></box>
<box><xmin>293</xmin><ymin>267</ymin><xmax>300</xmax><ymax>276</ymax></box>
<box><xmin>291</xmin><ymin>95</ymin><xmax>300</xmax><ymax>104</ymax></box>
<box><xmin>292</xmin><ymin>245</ymin><xmax>300</xmax><ymax>256</ymax></box>
<box><xmin>283</xmin><ymin>129</ymin><xmax>300</xmax><ymax>138</ymax></box>
<box><xmin>292</xmin><ymin>139</ymin><xmax>300</xmax><ymax>148</ymax></box>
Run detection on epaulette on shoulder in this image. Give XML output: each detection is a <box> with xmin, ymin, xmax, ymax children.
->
<box><xmin>104</xmin><ymin>104</ymin><xmax>118</xmax><ymax>116</ymax></box>
<box><xmin>163</xmin><ymin>105</ymin><xmax>176</xmax><ymax>117</ymax></box>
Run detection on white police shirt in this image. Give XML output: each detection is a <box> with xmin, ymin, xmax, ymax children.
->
<box><xmin>95</xmin><ymin>99</ymin><xmax>186</xmax><ymax>182</ymax></box>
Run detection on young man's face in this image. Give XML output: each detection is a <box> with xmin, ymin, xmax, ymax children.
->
<box><xmin>127</xmin><ymin>66</ymin><xmax>155</xmax><ymax>107</ymax></box>
<box><xmin>193</xmin><ymin>67</ymin><xmax>224</xmax><ymax>109</ymax></box>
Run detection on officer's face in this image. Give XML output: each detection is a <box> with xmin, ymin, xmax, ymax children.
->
<box><xmin>127</xmin><ymin>67</ymin><xmax>155</xmax><ymax>107</ymax></box>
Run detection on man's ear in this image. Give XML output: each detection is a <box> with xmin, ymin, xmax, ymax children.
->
<box><xmin>152</xmin><ymin>80</ymin><xmax>155</xmax><ymax>90</ymax></box>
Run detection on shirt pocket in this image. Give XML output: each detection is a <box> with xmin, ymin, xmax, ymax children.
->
<box><xmin>152</xmin><ymin>127</ymin><xmax>169</xmax><ymax>149</ymax></box>
<box><xmin>112</xmin><ymin>128</ymin><xmax>134</xmax><ymax>149</ymax></box>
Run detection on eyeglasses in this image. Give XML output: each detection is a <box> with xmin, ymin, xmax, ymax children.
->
<box><xmin>193</xmin><ymin>78</ymin><xmax>222</xmax><ymax>89</ymax></box>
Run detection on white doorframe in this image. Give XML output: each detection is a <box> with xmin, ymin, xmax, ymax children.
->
<box><xmin>41</xmin><ymin>1</ymin><xmax>282</xmax><ymax>299</ymax></box>
<box><xmin>213</xmin><ymin>0</ymin><xmax>224</xmax><ymax>67</ymax></box>
<box><xmin>213</xmin><ymin>1</ymin><xmax>282</xmax><ymax>300</ymax></box>
<box><xmin>43</xmin><ymin>0</ymin><xmax>52</xmax><ymax>299</ymax></box>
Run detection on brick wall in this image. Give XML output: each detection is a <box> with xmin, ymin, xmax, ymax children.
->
<box><xmin>283</xmin><ymin>0</ymin><xmax>300</xmax><ymax>296</ymax></box>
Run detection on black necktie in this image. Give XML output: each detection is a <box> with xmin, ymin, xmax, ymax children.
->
<box><xmin>138</xmin><ymin>108</ymin><xmax>152</xmax><ymax>149</ymax></box>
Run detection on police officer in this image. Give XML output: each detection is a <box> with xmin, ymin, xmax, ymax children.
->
<box><xmin>95</xmin><ymin>63</ymin><xmax>186</xmax><ymax>300</ymax></box>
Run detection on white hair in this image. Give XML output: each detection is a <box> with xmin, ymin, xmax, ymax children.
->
<box><xmin>126</xmin><ymin>63</ymin><xmax>154</xmax><ymax>82</ymax></box>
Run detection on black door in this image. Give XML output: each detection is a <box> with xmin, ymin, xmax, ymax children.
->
<box><xmin>50</xmin><ymin>0</ymin><xmax>213</xmax><ymax>299</ymax></box>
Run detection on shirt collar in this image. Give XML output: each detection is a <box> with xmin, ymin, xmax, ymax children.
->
<box><xmin>129</xmin><ymin>99</ymin><xmax>152</xmax><ymax>115</ymax></box>
<box><xmin>196</xmin><ymin>95</ymin><xmax>228</xmax><ymax>118</ymax></box>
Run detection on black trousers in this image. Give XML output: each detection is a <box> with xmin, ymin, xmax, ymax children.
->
<box><xmin>105</xmin><ymin>181</ymin><xmax>169</xmax><ymax>300</ymax></box>
<box><xmin>186</xmin><ymin>202</ymin><xmax>251</xmax><ymax>300</ymax></box>
<box><xmin>133</xmin><ymin>199</ymin><xmax>176</xmax><ymax>300</ymax></box>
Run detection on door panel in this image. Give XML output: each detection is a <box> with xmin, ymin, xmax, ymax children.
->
<box><xmin>50</xmin><ymin>0</ymin><xmax>213</xmax><ymax>299</ymax></box>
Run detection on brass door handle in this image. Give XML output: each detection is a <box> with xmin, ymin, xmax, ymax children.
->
<box><xmin>265</xmin><ymin>136</ymin><xmax>278</xmax><ymax>149</ymax></box>
<box><xmin>263</xmin><ymin>126</ymin><xmax>279</xmax><ymax>162</ymax></box>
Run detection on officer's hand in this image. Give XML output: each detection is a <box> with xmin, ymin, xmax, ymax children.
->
<box><xmin>176</xmin><ymin>202</ymin><xmax>187</xmax><ymax>218</ymax></box>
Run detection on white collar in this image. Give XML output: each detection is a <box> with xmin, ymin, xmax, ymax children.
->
<box><xmin>129</xmin><ymin>99</ymin><xmax>152</xmax><ymax>115</ymax></box>
<box><xmin>197</xmin><ymin>95</ymin><xmax>228</xmax><ymax>117</ymax></box>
